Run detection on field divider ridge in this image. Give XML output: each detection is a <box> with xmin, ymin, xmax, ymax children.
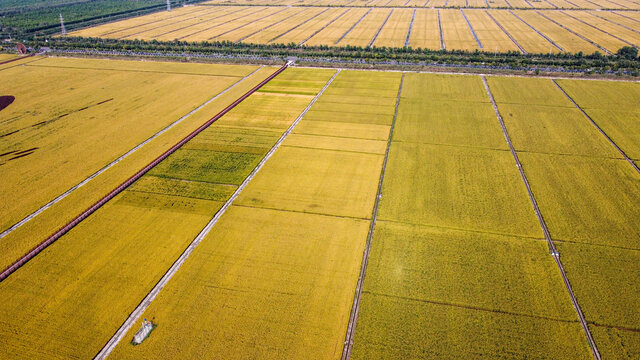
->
<box><xmin>508</xmin><ymin>9</ymin><xmax>564</xmax><ymax>52</ymax></box>
<box><xmin>404</xmin><ymin>8</ymin><xmax>417</xmax><ymax>47</ymax></box>
<box><xmin>335</xmin><ymin>8</ymin><xmax>372</xmax><ymax>45</ymax></box>
<box><xmin>93</xmin><ymin>67</ymin><xmax>341</xmax><ymax>360</ymax></box>
<box><xmin>611</xmin><ymin>10</ymin><xmax>640</xmax><ymax>24</ymax></box>
<box><xmin>588</xmin><ymin>11</ymin><xmax>640</xmax><ymax>35</ymax></box>
<box><xmin>552</xmin><ymin>79</ymin><xmax>640</xmax><ymax>174</ymax></box>
<box><xmin>173</xmin><ymin>7</ymin><xmax>266</xmax><ymax>41</ymax></box>
<box><xmin>97</xmin><ymin>5</ymin><xmax>214</xmax><ymax>37</ymax></box>
<box><xmin>485</xmin><ymin>10</ymin><xmax>527</xmax><ymax>54</ymax></box>
<box><xmin>534</xmin><ymin>10</ymin><xmax>611</xmax><ymax>54</ymax></box>
<box><xmin>0</xmin><ymin>53</ymin><xmax>37</xmax><ymax>65</ymax></box>
<box><xmin>0</xmin><ymin>63</ymin><xmax>287</xmax><ymax>283</ymax></box>
<box><xmin>0</xmin><ymin>65</ymin><xmax>265</xmax><ymax>241</ymax></box>
<box><xmin>558</xmin><ymin>10</ymin><xmax>637</xmax><ymax>48</ymax></box>
<box><xmin>482</xmin><ymin>75</ymin><xmax>601</xmax><ymax>360</ymax></box>
<box><xmin>438</xmin><ymin>9</ymin><xmax>446</xmax><ymax>50</ymax></box>
<box><xmin>236</xmin><ymin>7</ymin><xmax>311</xmax><ymax>43</ymax></box>
<box><xmin>208</xmin><ymin>6</ymin><xmax>292</xmax><ymax>41</ymax></box>
<box><xmin>369</xmin><ymin>9</ymin><xmax>394</xmax><ymax>47</ymax></box>
<box><xmin>341</xmin><ymin>72</ymin><xmax>405</xmax><ymax>360</ymax></box>
<box><xmin>461</xmin><ymin>9</ymin><xmax>483</xmax><ymax>49</ymax></box>
<box><xmin>269</xmin><ymin>7</ymin><xmax>331</xmax><ymax>43</ymax></box>
<box><xmin>298</xmin><ymin>8</ymin><xmax>351</xmax><ymax>45</ymax></box>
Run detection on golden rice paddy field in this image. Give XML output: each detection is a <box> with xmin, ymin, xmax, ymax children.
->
<box><xmin>0</xmin><ymin>56</ymin><xmax>639</xmax><ymax>359</ymax></box>
<box><xmin>69</xmin><ymin>5</ymin><xmax>640</xmax><ymax>54</ymax></box>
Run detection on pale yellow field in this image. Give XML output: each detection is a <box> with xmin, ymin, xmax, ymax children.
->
<box><xmin>204</xmin><ymin>0</ymin><xmax>640</xmax><ymax>8</ymax></box>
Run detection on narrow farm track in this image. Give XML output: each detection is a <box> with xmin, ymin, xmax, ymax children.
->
<box><xmin>369</xmin><ymin>9</ymin><xmax>394</xmax><ymax>46</ymax></box>
<box><xmin>485</xmin><ymin>10</ymin><xmax>527</xmax><ymax>54</ymax></box>
<box><xmin>508</xmin><ymin>9</ymin><xmax>564</xmax><ymax>51</ymax></box>
<box><xmin>0</xmin><ymin>53</ymin><xmax>36</xmax><ymax>65</ymax></box>
<box><xmin>237</xmin><ymin>8</ymin><xmax>311</xmax><ymax>43</ymax></box>
<box><xmin>335</xmin><ymin>8</ymin><xmax>372</xmax><ymax>44</ymax></box>
<box><xmin>0</xmin><ymin>65</ymin><xmax>265</xmax><ymax>241</ymax></box>
<box><xmin>0</xmin><ymin>63</ymin><xmax>288</xmax><ymax>284</ymax></box>
<box><xmin>552</xmin><ymin>80</ymin><xmax>640</xmax><ymax>175</ymax></box>
<box><xmin>404</xmin><ymin>9</ymin><xmax>416</xmax><ymax>47</ymax></box>
<box><xmin>94</xmin><ymin>68</ymin><xmax>341</xmax><ymax>360</ymax></box>
<box><xmin>482</xmin><ymin>76</ymin><xmax>601</xmax><ymax>360</ymax></box>
<box><xmin>298</xmin><ymin>8</ymin><xmax>351</xmax><ymax>45</ymax></box>
<box><xmin>341</xmin><ymin>72</ymin><xmax>405</xmax><ymax>360</ymax></box>
<box><xmin>461</xmin><ymin>9</ymin><xmax>483</xmax><ymax>49</ymax></box>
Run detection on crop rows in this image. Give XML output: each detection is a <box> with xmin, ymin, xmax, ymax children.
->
<box><xmin>70</xmin><ymin>5</ymin><xmax>640</xmax><ymax>54</ymax></box>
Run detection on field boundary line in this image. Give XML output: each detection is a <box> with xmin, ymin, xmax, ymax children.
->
<box><xmin>93</xmin><ymin>67</ymin><xmax>341</xmax><ymax>360</ymax></box>
<box><xmin>0</xmin><ymin>65</ymin><xmax>265</xmax><ymax>241</ymax></box>
<box><xmin>535</xmin><ymin>10</ymin><xmax>611</xmax><ymax>54</ymax></box>
<box><xmin>209</xmin><ymin>6</ymin><xmax>292</xmax><ymax>41</ymax></box>
<box><xmin>237</xmin><ymin>8</ymin><xmax>311</xmax><ymax>43</ymax></box>
<box><xmin>552</xmin><ymin>79</ymin><xmax>640</xmax><ymax>174</ymax></box>
<box><xmin>340</xmin><ymin>72</ymin><xmax>405</xmax><ymax>360</ymax></box>
<box><xmin>588</xmin><ymin>11</ymin><xmax>640</xmax><ymax>35</ymax></box>
<box><xmin>173</xmin><ymin>7</ymin><xmax>266</xmax><ymax>41</ymax></box>
<box><xmin>438</xmin><ymin>9</ymin><xmax>446</xmax><ymax>50</ymax></box>
<box><xmin>269</xmin><ymin>8</ymin><xmax>331</xmax><ymax>43</ymax></box>
<box><xmin>114</xmin><ymin>6</ymin><xmax>226</xmax><ymax>40</ymax></box>
<box><xmin>611</xmin><ymin>10</ymin><xmax>640</xmax><ymax>24</ymax></box>
<box><xmin>98</xmin><ymin>5</ymin><xmax>213</xmax><ymax>37</ymax></box>
<box><xmin>461</xmin><ymin>9</ymin><xmax>483</xmax><ymax>49</ymax></box>
<box><xmin>335</xmin><ymin>8</ymin><xmax>373</xmax><ymax>45</ymax></box>
<box><xmin>559</xmin><ymin>10</ymin><xmax>637</xmax><ymax>47</ymax></box>
<box><xmin>508</xmin><ymin>9</ymin><xmax>564</xmax><ymax>51</ymax></box>
<box><xmin>0</xmin><ymin>53</ymin><xmax>36</xmax><ymax>65</ymax></box>
<box><xmin>482</xmin><ymin>75</ymin><xmax>601</xmax><ymax>360</ymax></box>
<box><xmin>369</xmin><ymin>9</ymin><xmax>395</xmax><ymax>47</ymax></box>
<box><xmin>404</xmin><ymin>8</ymin><xmax>417</xmax><ymax>47</ymax></box>
<box><xmin>0</xmin><ymin>63</ymin><xmax>286</xmax><ymax>283</ymax></box>
<box><xmin>485</xmin><ymin>10</ymin><xmax>527</xmax><ymax>54</ymax></box>
<box><xmin>299</xmin><ymin>8</ymin><xmax>351</xmax><ymax>45</ymax></box>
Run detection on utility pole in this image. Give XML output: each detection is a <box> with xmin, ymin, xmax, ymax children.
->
<box><xmin>167</xmin><ymin>0</ymin><xmax>171</xmax><ymax>11</ymax></box>
<box><xmin>59</xmin><ymin>14</ymin><xmax>67</xmax><ymax>35</ymax></box>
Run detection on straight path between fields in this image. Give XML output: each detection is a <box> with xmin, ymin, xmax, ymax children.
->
<box><xmin>482</xmin><ymin>75</ymin><xmax>601</xmax><ymax>360</ymax></box>
<box><xmin>94</xmin><ymin>68</ymin><xmax>341</xmax><ymax>360</ymax></box>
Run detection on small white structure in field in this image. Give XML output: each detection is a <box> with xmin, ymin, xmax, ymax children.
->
<box><xmin>132</xmin><ymin>319</ymin><xmax>154</xmax><ymax>345</ymax></box>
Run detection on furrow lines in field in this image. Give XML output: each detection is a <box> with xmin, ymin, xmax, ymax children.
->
<box><xmin>208</xmin><ymin>7</ymin><xmax>292</xmax><ymax>40</ymax></box>
<box><xmin>340</xmin><ymin>72</ymin><xmax>405</xmax><ymax>360</ymax></box>
<box><xmin>369</xmin><ymin>9</ymin><xmax>394</xmax><ymax>46</ymax></box>
<box><xmin>299</xmin><ymin>8</ymin><xmax>351</xmax><ymax>45</ymax></box>
<box><xmin>482</xmin><ymin>75</ymin><xmax>601</xmax><ymax>360</ymax></box>
<box><xmin>485</xmin><ymin>10</ymin><xmax>527</xmax><ymax>53</ymax></box>
<box><xmin>508</xmin><ymin>9</ymin><xmax>564</xmax><ymax>51</ymax></box>
<box><xmin>335</xmin><ymin>8</ymin><xmax>373</xmax><ymax>44</ymax></box>
<box><xmin>404</xmin><ymin>8</ymin><xmax>417</xmax><ymax>46</ymax></box>
<box><xmin>461</xmin><ymin>9</ymin><xmax>483</xmax><ymax>48</ymax></box>
<box><xmin>535</xmin><ymin>10</ymin><xmax>611</xmax><ymax>54</ymax></box>
<box><xmin>438</xmin><ymin>9</ymin><xmax>445</xmax><ymax>49</ymax></box>
<box><xmin>269</xmin><ymin>7</ymin><xmax>331</xmax><ymax>43</ymax></box>
<box><xmin>173</xmin><ymin>7</ymin><xmax>266</xmax><ymax>40</ymax></box>
<box><xmin>93</xmin><ymin>67</ymin><xmax>341</xmax><ymax>360</ymax></box>
<box><xmin>0</xmin><ymin>63</ymin><xmax>286</xmax><ymax>282</ymax></box>
<box><xmin>0</xmin><ymin>66</ymin><xmax>265</xmax><ymax>240</ymax></box>
<box><xmin>559</xmin><ymin>10</ymin><xmax>637</xmax><ymax>47</ymax></box>
<box><xmin>552</xmin><ymin>80</ymin><xmax>640</xmax><ymax>174</ymax></box>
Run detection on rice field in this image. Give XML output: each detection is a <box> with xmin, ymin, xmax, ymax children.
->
<box><xmin>68</xmin><ymin>5</ymin><xmax>640</xmax><ymax>54</ymax></box>
<box><xmin>1</xmin><ymin>55</ymin><xmax>639</xmax><ymax>360</ymax></box>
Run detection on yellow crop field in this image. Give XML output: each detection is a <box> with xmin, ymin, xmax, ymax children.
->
<box><xmin>407</xmin><ymin>9</ymin><xmax>442</xmax><ymax>49</ymax></box>
<box><xmin>513</xmin><ymin>10</ymin><xmax>600</xmax><ymax>53</ymax></box>
<box><xmin>283</xmin><ymin>133</ymin><xmax>387</xmax><ymax>153</ymax></box>
<box><xmin>464</xmin><ymin>9</ymin><xmax>521</xmax><ymax>52</ymax></box>
<box><xmin>339</xmin><ymin>8</ymin><xmax>392</xmax><ymax>46</ymax></box>
<box><xmin>571</xmin><ymin>11</ymin><xmax>640</xmax><ymax>46</ymax></box>
<box><xmin>372</xmin><ymin>8</ymin><xmax>413</xmax><ymax>47</ymax></box>
<box><xmin>202</xmin><ymin>0</ymin><xmax>640</xmax><ymax>8</ymax></box>
<box><xmin>270</xmin><ymin>8</ymin><xmax>348</xmax><ymax>45</ymax></box>
<box><xmin>488</xmin><ymin>9</ymin><xmax>561</xmax><ymax>53</ymax></box>
<box><xmin>440</xmin><ymin>9</ymin><xmax>481</xmax><ymax>50</ymax></box>
<box><xmin>303</xmin><ymin>8</ymin><xmax>369</xmax><ymax>46</ymax></box>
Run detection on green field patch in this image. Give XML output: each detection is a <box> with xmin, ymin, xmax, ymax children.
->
<box><xmin>294</xmin><ymin>120</ymin><xmax>390</xmax><ymax>140</ymax></box>
<box><xmin>130</xmin><ymin>176</ymin><xmax>237</xmax><ymax>202</ymax></box>
<box><xmin>519</xmin><ymin>153</ymin><xmax>640</xmax><ymax>249</ymax></box>
<box><xmin>590</xmin><ymin>325</ymin><xmax>640</xmax><ymax>360</ymax></box>
<box><xmin>402</xmin><ymin>73</ymin><xmax>490</xmax><ymax>103</ymax></box>
<box><xmin>500</xmin><ymin>103</ymin><xmax>620</xmax><ymax>158</ymax></box>
<box><xmin>351</xmin><ymin>293</ymin><xmax>590</xmax><ymax>360</ymax></box>
<box><xmin>149</xmin><ymin>149</ymin><xmax>262</xmax><ymax>185</ymax></box>
<box><xmin>283</xmin><ymin>134</ymin><xmax>386</xmax><ymax>154</ymax></box>
<box><xmin>236</xmin><ymin>146</ymin><xmax>382</xmax><ymax>219</ymax></box>
<box><xmin>394</xmin><ymin>98</ymin><xmax>507</xmax><ymax>150</ymax></box>
<box><xmin>183</xmin><ymin>126</ymin><xmax>281</xmax><ymax>154</ymax></box>
<box><xmin>116</xmin><ymin>190</ymin><xmax>224</xmax><ymax>216</ymax></box>
<box><xmin>305</xmin><ymin>109</ymin><xmax>393</xmax><ymax>126</ymax></box>
<box><xmin>365</xmin><ymin>221</ymin><xmax>576</xmax><ymax>319</ymax></box>
<box><xmin>215</xmin><ymin>94</ymin><xmax>313</xmax><ymax>130</ymax></box>
<box><xmin>487</xmin><ymin>76</ymin><xmax>574</xmax><ymax>107</ymax></box>
<box><xmin>556</xmin><ymin>242</ymin><xmax>640</xmax><ymax>330</ymax></box>
<box><xmin>379</xmin><ymin>142</ymin><xmax>541</xmax><ymax>238</ymax></box>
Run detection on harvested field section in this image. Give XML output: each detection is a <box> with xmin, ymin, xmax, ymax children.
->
<box><xmin>350</xmin><ymin>222</ymin><xmax>590</xmax><ymax>359</ymax></box>
<box><xmin>0</xmin><ymin>65</ymin><xmax>278</xmax><ymax>274</ymax></box>
<box><xmin>513</xmin><ymin>10</ymin><xmax>599</xmax><ymax>53</ymax></box>
<box><xmin>109</xmin><ymin>206</ymin><xmax>370</xmax><ymax>360</ymax></box>
<box><xmin>338</xmin><ymin>8</ymin><xmax>392</xmax><ymax>46</ymax></box>
<box><xmin>407</xmin><ymin>9</ymin><xmax>441</xmax><ymax>49</ymax></box>
<box><xmin>519</xmin><ymin>153</ymin><xmax>640</xmax><ymax>249</ymax></box>
<box><xmin>487</xmin><ymin>10</ymin><xmax>560</xmax><ymax>53</ymax></box>
<box><xmin>440</xmin><ymin>9</ymin><xmax>480</xmax><ymax>51</ymax></box>
<box><xmin>555</xmin><ymin>79</ymin><xmax>640</xmax><ymax>159</ymax></box>
<box><xmin>378</xmin><ymin>143</ymin><xmax>541</xmax><ymax>238</ymax></box>
<box><xmin>372</xmin><ymin>8</ymin><xmax>413</xmax><ymax>47</ymax></box>
<box><xmin>464</xmin><ymin>9</ymin><xmax>521</xmax><ymax>52</ymax></box>
<box><xmin>303</xmin><ymin>8</ymin><xmax>369</xmax><ymax>46</ymax></box>
<box><xmin>0</xmin><ymin>57</ymin><xmax>254</xmax><ymax>241</ymax></box>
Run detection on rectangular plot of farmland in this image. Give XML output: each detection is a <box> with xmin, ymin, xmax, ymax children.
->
<box><xmin>303</xmin><ymin>8</ymin><xmax>369</xmax><ymax>46</ymax></box>
<box><xmin>372</xmin><ymin>8</ymin><xmax>414</xmax><ymax>47</ymax></box>
<box><xmin>269</xmin><ymin>7</ymin><xmax>348</xmax><ymax>45</ymax></box>
<box><xmin>463</xmin><ymin>9</ymin><xmax>521</xmax><ymax>52</ymax></box>
<box><xmin>338</xmin><ymin>8</ymin><xmax>393</xmax><ymax>46</ymax></box>
<box><xmin>519</xmin><ymin>153</ymin><xmax>640</xmax><ymax>249</ymax></box>
<box><xmin>487</xmin><ymin>10</ymin><xmax>560</xmax><ymax>54</ymax></box>
<box><xmin>440</xmin><ymin>9</ymin><xmax>481</xmax><ymax>51</ymax></box>
<box><xmin>378</xmin><ymin>143</ymin><xmax>542</xmax><ymax>237</ymax></box>
<box><xmin>513</xmin><ymin>10</ymin><xmax>599</xmax><ymax>53</ymax></box>
<box><xmin>240</xmin><ymin>7</ymin><xmax>328</xmax><ymax>44</ymax></box>
<box><xmin>109</xmin><ymin>206</ymin><xmax>370</xmax><ymax>360</ymax></box>
<box><xmin>401</xmin><ymin>72</ymin><xmax>490</xmax><ymax>102</ymax></box>
<box><xmin>213</xmin><ymin>7</ymin><xmax>308</xmax><ymax>43</ymax></box>
<box><xmin>408</xmin><ymin>9</ymin><xmax>442</xmax><ymax>49</ymax></box>
<box><xmin>571</xmin><ymin>10</ymin><xmax>640</xmax><ymax>46</ymax></box>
